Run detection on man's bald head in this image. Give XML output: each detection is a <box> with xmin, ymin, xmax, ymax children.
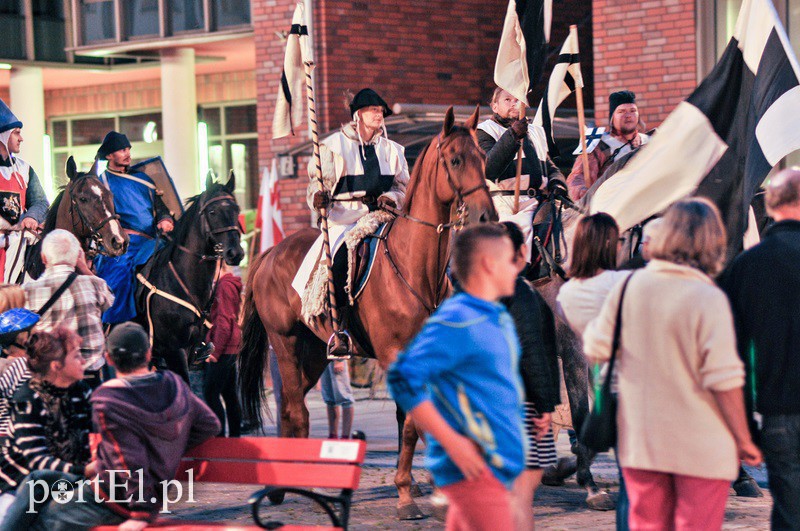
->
<box><xmin>766</xmin><ymin>168</ymin><xmax>800</xmax><ymax>221</ymax></box>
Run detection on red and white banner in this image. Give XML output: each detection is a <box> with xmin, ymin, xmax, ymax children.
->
<box><xmin>257</xmin><ymin>159</ymin><xmax>285</xmax><ymax>252</ymax></box>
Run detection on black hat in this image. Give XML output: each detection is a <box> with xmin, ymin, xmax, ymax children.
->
<box><xmin>106</xmin><ymin>321</ymin><xmax>149</xmax><ymax>358</ymax></box>
<box><xmin>609</xmin><ymin>90</ymin><xmax>637</xmax><ymax>117</ymax></box>
<box><xmin>96</xmin><ymin>131</ymin><xmax>131</xmax><ymax>160</ymax></box>
<box><xmin>349</xmin><ymin>88</ymin><xmax>393</xmax><ymax>118</ymax></box>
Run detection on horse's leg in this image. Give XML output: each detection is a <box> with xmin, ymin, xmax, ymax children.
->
<box><xmin>271</xmin><ymin>334</ymin><xmax>311</xmax><ymax>438</ymax></box>
<box><xmin>394</xmin><ymin>404</ymin><xmax>423</xmax><ymax>498</ymax></box>
<box><xmin>159</xmin><ymin>347</ymin><xmax>190</xmax><ymax>383</ymax></box>
<box><xmin>559</xmin><ymin>322</ymin><xmax>615</xmax><ymax>511</ymax></box>
<box><xmin>395</xmin><ymin>413</ymin><xmax>425</xmax><ymax>520</ymax></box>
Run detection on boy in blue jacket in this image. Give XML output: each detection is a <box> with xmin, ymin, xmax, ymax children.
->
<box><xmin>387</xmin><ymin>223</ymin><xmax>525</xmax><ymax>530</ymax></box>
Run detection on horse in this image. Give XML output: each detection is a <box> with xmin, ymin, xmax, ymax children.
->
<box><xmin>23</xmin><ymin>156</ymin><xmax>128</xmax><ymax>281</ymax></box>
<box><xmin>134</xmin><ymin>173</ymin><xmax>244</xmax><ymax>382</ymax></box>
<box><xmin>239</xmin><ymin>106</ymin><xmax>496</xmax><ymax>519</ymax></box>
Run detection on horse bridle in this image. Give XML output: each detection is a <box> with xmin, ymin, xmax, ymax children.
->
<box><xmin>378</xmin><ymin>133</ymin><xmax>491</xmax><ymax>233</ymax></box>
<box><xmin>165</xmin><ymin>192</ymin><xmax>240</xmax><ymax>262</ymax></box>
<box><xmin>377</xmin><ymin>132</ymin><xmax>491</xmax><ymax>312</ymax></box>
<box><xmin>69</xmin><ymin>174</ymin><xmax>120</xmax><ymax>257</ymax></box>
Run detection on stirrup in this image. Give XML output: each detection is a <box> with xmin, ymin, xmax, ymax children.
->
<box><xmin>326</xmin><ymin>330</ymin><xmax>353</xmax><ymax>360</ymax></box>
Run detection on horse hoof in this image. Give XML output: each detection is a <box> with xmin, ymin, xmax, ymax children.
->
<box><xmin>541</xmin><ymin>465</ymin><xmax>565</xmax><ymax>486</ymax></box>
<box><xmin>733</xmin><ymin>477</ymin><xmax>764</xmax><ymax>498</ymax></box>
<box><xmin>266</xmin><ymin>490</ymin><xmax>286</xmax><ymax>505</ymax></box>
<box><xmin>586</xmin><ymin>490</ymin><xmax>615</xmax><ymax>511</ymax></box>
<box><xmin>410</xmin><ymin>483</ymin><xmax>424</xmax><ymax>498</ymax></box>
<box><xmin>397</xmin><ymin>502</ymin><xmax>426</xmax><ymax>520</ymax></box>
<box><xmin>542</xmin><ymin>456</ymin><xmax>578</xmax><ymax>486</ymax></box>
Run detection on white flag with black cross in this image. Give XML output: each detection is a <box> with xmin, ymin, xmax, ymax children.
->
<box><xmin>590</xmin><ymin>0</ymin><xmax>800</xmax><ymax>256</ymax></box>
<box><xmin>494</xmin><ymin>0</ymin><xmax>553</xmax><ymax>107</ymax></box>
<box><xmin>533</xmin><ymin>25</ymin><xmax>583</xmax><ymax>155</ymax></box>
<box><xmin>272</xmin><ymin>3</ymin><xmax>309</xmax><ymax>139</ymax></box>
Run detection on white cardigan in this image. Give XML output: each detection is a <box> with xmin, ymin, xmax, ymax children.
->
<box><xmin>583</xmin><ymin>260</ymin><xmax>745</xmax><ymax>481</ymax></box>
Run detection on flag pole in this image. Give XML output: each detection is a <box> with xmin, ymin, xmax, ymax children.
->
<box><xmin>571</xmin><ymin>25</ymin><xmax>591</xmax><ymax>182</ymax></box>
<box><xmin>513</xmin><ymin>100</ymin><xmax>526</xmax><ymax>214</ymax></box>
<box><xmin>303</xmin><ymin>59</ymin><xmax>349</xmax><ymax>358</ymax></box>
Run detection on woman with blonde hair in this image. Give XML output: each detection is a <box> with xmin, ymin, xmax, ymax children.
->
<box><xmin>583</xmin><ymin>198</ymin><xmax>762</xmax><ymax>529</ymax></box>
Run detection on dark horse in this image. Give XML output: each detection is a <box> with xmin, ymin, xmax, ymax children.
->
<box><xmin>239</xmin><ymin>107</ymin><xmax>496</xmax><ymax>518</ymax></box>
<box><xmin>135</xmin><ymin>173</ymin><xmax>244</xmax><ymax>381</ymax></box>
<box><xmin>24</xmin><ymin>156</ymin><xmax>128</xmax><ymax>280</ymax></box>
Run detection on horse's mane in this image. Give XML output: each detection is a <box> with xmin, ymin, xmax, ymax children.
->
<box><xmin>401</xmin><ymin>142</ymin><xmax>432</xmax><ymax>213</ymax></box>
<box><xmin>402</xmin><ymin>125</ymin><xmax>475</xmax><ymax>213</ymax></box>
<box><xmin>42</xmin><ymin>188</ymin><xmax>66</xmax><ymax>234</ymax></box>
<box><xmin>150</xmin><ymin>182</ymin><xmax>228</xmax><ymax>268</ymax></box>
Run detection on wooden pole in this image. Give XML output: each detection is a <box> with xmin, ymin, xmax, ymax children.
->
<box><xmin>572</xmin><ymin>25</ymin><xmax>591</xmax><ymax>182</ymax></box>
<box><xmin>303</xmin><ymin>59</ymin><xmax>346</xmax><ymax>356</ymax></box>
<box><xmin>513</xmin><ymin>100</ymin><xmax>526</xmax><ymax>214</ymax></box>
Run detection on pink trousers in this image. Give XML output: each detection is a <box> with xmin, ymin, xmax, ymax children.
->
<box><xmin>440</xmin><ymin>468</ymin><xmax>515</xmax><ymax>531</ymax></box>
<box><xmin>622</xmin><ymin>468</ymin><xmax>731</xmax><ymax>530</ymax></box>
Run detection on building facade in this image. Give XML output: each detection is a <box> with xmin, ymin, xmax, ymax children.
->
<box><xmin>0</xmin><ymin>0</ymin><xmax>797</xmax><ymax>236</ymax></box>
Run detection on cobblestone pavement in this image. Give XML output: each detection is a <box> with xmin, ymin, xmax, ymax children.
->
<box><xmin>166</xmin><ymin>387</ymin><xmax>772</xmax><ymax>529</ymax></box>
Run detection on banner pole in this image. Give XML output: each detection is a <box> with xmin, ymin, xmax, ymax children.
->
<box><xmin>513</xmin><ymin>100</ymin><xmax>526</xmax><ymax>214</ymax></box>
<box><xmin>303</xmin><ymin>59</ymin><xmax>349</xmax><ymax>358</ymax></box>
<box><xmin>572</xmin><ymin>25</ymin><xmax>591</xmax><ymax>182</ymax></box>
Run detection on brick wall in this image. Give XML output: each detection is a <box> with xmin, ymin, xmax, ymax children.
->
<box><xmin>592</xmin><ymin>0</ymin><xmax>696</xmax><ymax>127</ymax></box>
<box><xmin>44</xmin><ymin>70</ymin><xmax>256</xmax><ymax>117</ymax></box>
<box><xmin>256</xmin><ymin>0</ymin><xmax>593</xmax><ymax>235</ymax></box>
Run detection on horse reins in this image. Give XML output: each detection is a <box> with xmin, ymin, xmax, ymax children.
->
<box><xmin>138</xmin><ymin>192</ymin><xmax>239</xmax><ymax>346</ymax></box>
<box><xmin>374</xmin><ymin>133</ymin><xmax>490</xmax><ymax>312</ymax></box>
<box><xmin>69</xmin><ymin>175</ymin><xmax>121</xmax><ymax>258</ymax></box>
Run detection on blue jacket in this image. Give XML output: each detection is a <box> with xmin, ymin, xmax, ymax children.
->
<box><xmin>387</xmin><ymin>292</ymin><xmax>525</xmax><ymax>488</ymax></box>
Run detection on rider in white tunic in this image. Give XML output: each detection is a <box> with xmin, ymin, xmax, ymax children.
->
<box><xmin>293</xmin><ymin>89</ymin><xmax>409</xmax><ymax>310</ymax></box>
<box><xmin>476</xmin><ymin>88</ymin><xmax>566</xmax><ymax>261</ymax></box>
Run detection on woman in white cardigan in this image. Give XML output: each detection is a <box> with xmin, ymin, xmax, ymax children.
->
<box><xmin>583</xmin><ymin>198</ymin><xmax>762</xmax><ymax>530</ymax></box>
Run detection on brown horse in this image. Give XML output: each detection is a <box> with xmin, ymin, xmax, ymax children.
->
<box><xmin>24</xmin><ymin>156</ymin><xmax>128</xmax><ymax>280</ymax></box>
<box><xmin>239</xmin><ymin>106</ymin><xmax>496</xmax><ymax>518</ymax></box>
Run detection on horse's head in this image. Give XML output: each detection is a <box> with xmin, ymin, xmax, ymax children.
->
<box><xmin>432</xmin><ymin>106</ymin><xmax>498</xmax><ymax>224</ymax></box>
<box><xmin>65</xmin><ymin>156</ymin><xmax>128</xmax><ymax>256</ymax></box>
<box><xmin>198</xmin><ymin>172</ymin><xmax>245</xmax><ymax>265</ymax></box>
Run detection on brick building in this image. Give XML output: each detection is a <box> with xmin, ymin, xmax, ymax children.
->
<box><xmin>0</xmin><ymin>0</ymin><xmax>797</xmax><ymax>239</ymax></box>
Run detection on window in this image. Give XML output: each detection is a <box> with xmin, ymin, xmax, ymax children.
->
<box><xmin>80</xmin><ymin>0</ymin><xmax>115</xmax><ymax>44</ymax></box>
<box><xmin>125</xmin><ymin>0</ymin><xmax>159</xmax><ymax>38</ymax></box>
<box><xmin>214</xmin><ymin>0</ymin><xmax>251</xmax><ymax>28</ymax></box>
<box><xmin>202</xmin><ymin>102</ymin><xmax>258</xmax><ymax>208</ymax></box>
<box><xmin>33</xmin><ymin>0</ymin><xmax>66</xmax><ymax>62</ymax></box>
<box><xmin>170</xmin><ymin>0</ymin><xmax>205</xmax><ymax>32</ymax></box>
<box><xmin>0</xmin><ymin>1</ymin><xmax>25</xmax><ymax>59</ymax></box>
<box><xmin>49</xmin><ymin>111</ymin><xmax>165</xmax><ymax>188</ymax></box>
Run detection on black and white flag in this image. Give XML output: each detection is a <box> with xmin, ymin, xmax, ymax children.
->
<box><xmin>590</xmin><ymin>0</ymin><xmax>800</xmax><ymax>254</ymax></box>
<box><xmin>272</xmin><ymin>3</ymin><xmax>308</xmax><ymax>139</ymax></box>
<box><xmin>494</xmin><ymin>0</ymin><xmax>553</xmax><ymax>107</ymax></box>
<box><xmin>533</xmin><ymin>25</ymin><xmax>583</xmax><ymax>155</ymax></box>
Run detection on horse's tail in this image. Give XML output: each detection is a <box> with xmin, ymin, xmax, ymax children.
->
<box><xmin>238</xmin><ymin>248</ymin><xmax>272</xmax><ymax>430</ymax></box>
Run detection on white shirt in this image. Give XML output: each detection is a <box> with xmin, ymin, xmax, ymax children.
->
<box><xmin>556</xmin><ymin>270</ymin><xmax>632</xmax><ymax>336</ymax></box>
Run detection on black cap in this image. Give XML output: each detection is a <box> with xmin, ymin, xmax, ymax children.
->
<box><xmin>609</xmin><ymin>90</ymin><xmax>637</xmax><ymax>117</ymax></box>
<box><xmin>106</xmin><ymin>321</ymin><xmax>149</xmax><ymax>358</ymax></box>
<box><xmin>96</xmin><ymin>131</ymin><xmax>131</xmax><ymax>160</ymax></box>
<box><xmin>349</xmin><ymin>88</ymin><xmax>393</xmax><ymax>118</ymax></box>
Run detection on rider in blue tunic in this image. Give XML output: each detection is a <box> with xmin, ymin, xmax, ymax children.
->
<box><xmin>93</xmin><ymin>132</ymin><xmax>175</xmax><ymax>324</ymax></box>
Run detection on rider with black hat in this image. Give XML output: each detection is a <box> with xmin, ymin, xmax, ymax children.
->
<box><xmin>566</xmin><ymin>90</ymin><xmax>651</xmax><ymax>201</ymax></box>
<box><xmin>94</xmin><ymin>131</ymin><xmax>174</xmax><ymax>324</ymax></box>
<box><xmin>297</xmin><ymin>88</ymin><xmax>409</xmax><ymax>356</ymax></box>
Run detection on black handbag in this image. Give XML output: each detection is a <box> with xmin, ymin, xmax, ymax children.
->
<box><xmin>579</xmin><ymin>273</ymin><xmax>634</xmax><ymax>453</ymax></box>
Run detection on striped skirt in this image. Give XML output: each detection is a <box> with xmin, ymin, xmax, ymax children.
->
<box><xmin>523</xmin><ymin>402</ymin><xmax>557</xmax><ymax>469</ymax></box>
